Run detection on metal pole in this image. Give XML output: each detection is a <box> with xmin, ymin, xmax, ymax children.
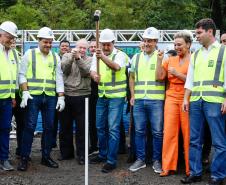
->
<box><xmin>85</xmin><ymin>98</ymin><xmax>89</xmax><ymax>185</ymax></box>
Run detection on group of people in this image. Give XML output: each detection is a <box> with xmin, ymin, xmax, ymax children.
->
<box><xmin>0</xmin><ymin>17</ymin><xmax>225</xmax><ymax>185</ymax></box>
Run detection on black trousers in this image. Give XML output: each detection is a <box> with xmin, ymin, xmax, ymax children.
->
<box><xmin>13</xmin><ymin>91</ymin><xmax>26</xmax><ymax>156</ymax></box>
<box><xmin>52</xmin><ymin>110</ymin><xmax>59</xmax><ymax>147</ymax></box>
<box><xmin>59</xmin><ymin>95</ymin><xmax>88</xmax><ymax>158</ymax></box>
<box><xmin>89</xmin><ymin>94</ymin><xmax>98</xmax><ymax>151</ymax></box>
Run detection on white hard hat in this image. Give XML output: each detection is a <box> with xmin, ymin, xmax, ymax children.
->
<box><xmin>99</xmin><ymin>28</ymin><xmax>116</xmax><ymax>42</ymax></box>
<box><xmin>142</xmin><ymin>27</ymin><xmax>159</xmax><ymax>39</ymax></box>
<box><xmin>37</xmin><ymin>27</ymin><xmax>54</xmax><ymax>39</ymax></box>
<box><xmin>0</xmin><ymin>21</ymin><xmax>18</xmax><ymax>38</ymax></box>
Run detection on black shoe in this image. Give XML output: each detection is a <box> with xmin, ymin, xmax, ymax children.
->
<box><xmin>58</xmin><ymin>156</ymin><xmax>74</xmax><ymax>161</ymax></box>
<box><xmin>78</xmin><ymin>156</ymin><xmax>85</xmax><ymax>165</ymax></box>
<box><xmin>89</xmin><ymin>155</ymin><xmax>105</xmax><ymax>164</ymax></box>
<box><xmin>206</xmin><ymin>178</ymin><xmax>224</xmax><ymax>185</ymax></box>
<box><xmin>41</xmin><ymin>157</ymin><xmax>59</xmax><ymax>168</ymax></box>
<box><xmin>181</xmin><ymin>175</ymin><xmax>202</xmax><ymax>184</ymax></box>
<box><xmin>101</xmin><ymin>163</ymin><xmax>116</xmax><ymax>173</ymax></box>
<box><xmin>17</xmin><ymin>157</ymin><xmax>28</xmax><ymax>171</ymax></box>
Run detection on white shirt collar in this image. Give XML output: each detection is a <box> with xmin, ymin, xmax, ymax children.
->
<box><xmin>201</xmin><ymin>40</ymin><xmax>220</xmax><ymax>51</ymax></box>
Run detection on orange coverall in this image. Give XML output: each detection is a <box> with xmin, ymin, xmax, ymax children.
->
<box><xmin>162</xmin><ymin>56</ymin><xmax>190</xmax><ymax>175</ymax></box>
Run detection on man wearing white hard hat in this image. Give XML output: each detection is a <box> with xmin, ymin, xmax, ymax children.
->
<box><xmin>0</xmin><ymin>21</ymin><xmax>19</xmax><ymax>171</ymax></box>
<box><xmin>17</xmin><ymin>27</ymin><xmax>65</xmax><ymax>171</ymax></box>
<box><xmin>90</xmin><ymin>28</ymin><xmax>129</xmax><ymax>173</ymax></box>
<box><xmin>128</xmin><ymin>27</ymin><xmax>164</xmax><ymax>173</ymax></box>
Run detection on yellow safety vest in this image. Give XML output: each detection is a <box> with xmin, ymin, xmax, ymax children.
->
<box><xmin>26</xmin><ymin>49</ymin><xmax>57</xmax><ymax>96</ymax></box>
<box><xmin>0</xmin><ymin>49</ymin><xmax>18</xmax><ymax>99</ymax></box>
<box><xmin>134</xmin><ymin>51</ymin><xmax>165</xmax><ymax>100</ymax></box>
<box><xmin>98</xmin><ymin>50</ymin><xmax>127</xmax><ymax>98</ymax></box>
<box><xmin>190</xmin><ymin>45</ymin><xmax>226</xmax><ymax>103</ymax></box>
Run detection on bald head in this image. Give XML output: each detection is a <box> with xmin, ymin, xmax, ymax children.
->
<box><xmin>76</xmin><ymin>38</ymin><xmax>89</xmax><ymax>57</ymax></box>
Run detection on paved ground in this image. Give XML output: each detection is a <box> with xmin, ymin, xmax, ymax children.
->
<box><xmin>0</xmin><ymin>137</ymin><xmax>224</xmax><ymax>185</ymax></box>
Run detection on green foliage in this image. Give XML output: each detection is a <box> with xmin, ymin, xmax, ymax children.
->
<box><xmin>0</xmin><ymin>0</ymin><xmax>225</xmax><ymax>31</ymax></box>
<box><xmin>0</xmin><ymin>0</ymin><xmax>17</xmax><ymax>8</ymax></box>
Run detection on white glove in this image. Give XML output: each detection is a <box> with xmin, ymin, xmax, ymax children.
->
<box><xmin>20</xmin><ymin>91</ymin><xmax>33</xmax><ymax>108</ymax></box>
<box><xmin>56</xmin><ymin>96</ymin><xmax>65</xmax><ymax>112</ymax></box>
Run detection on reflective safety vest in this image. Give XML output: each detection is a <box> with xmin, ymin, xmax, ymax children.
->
<box><xmin>190</xmin><ymin>45</ymin><xmax>226</xmax><ymax>103</ymax></box>
<box><xmin>27</xmin><ymin>49</ymin><xmax>57</xmax><ymax>96</ymax></box>
<box><xmin>98</xmin><ymin>50</ymin><xmax>126</xmax><ymax>98</ymax></box>
<box><xmin>134</xmin><ymin>51</ymin><xmax>165</xmax><ymax>100</ymax></box>
<box><xmin>0</xmin><ymin>49</ymin><xmax>18</xmax><ymax>99</ymax></box>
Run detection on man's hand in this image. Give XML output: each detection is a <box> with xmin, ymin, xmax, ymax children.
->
<box><xmin>71</xmin><ymin>48</ymin><xmax>81</xmax><ymax>60</ymax></box>
<box><xmin>56</xmin><ymin>96</ymin><xmax>65</xmax><ymax>112</ymax></box>
<box><xmin>130</xmin><ymin>96</ymin><xmax>135</xmax><ymax>106</ymax></box>
<box><xmin>93</xmin><ymin>73</ymin><xmax>100</xmax><ymax>83</ymax></box>
<box><xmin>95</xmin><ymin>48</ymin><xmax>104</xmax><ymax>59</ymax></box>
<box><xmin>221</xmin><ymin>99</ymin><xmax>226</xmax><ymax>114</ymax></box>
<box><xmin>12</xmin><ymin>98</ymin><xmax>16</xmax><ymax>108</ymax></box>
<box><xmin>91</xmin><ymin>71</ymin><xmax>101</xmax><ymax>83</ymax></box>
<box><xmin>20</xmin><ymin>91</ymin><xmax>33</xmax><ymax>108</ymax></box>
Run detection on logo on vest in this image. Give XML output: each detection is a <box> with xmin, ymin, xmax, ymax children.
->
<box><xmin>150</xmin><ymin>64</ymin><xmax>155</xmax><ymax>70</ymax></box>
<box><xmin>48</xmin><ymin>62</ymin><xmax>53</xmax><ymax>68</ymax></box>
<box><xmin>208</xmin><ymin>60</ymin><xmax>214</xmax><ymax>67</ymax></box>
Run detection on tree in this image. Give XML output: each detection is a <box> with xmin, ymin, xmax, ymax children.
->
<box><xmin>210</xmin><ymin>0</ymin><xmax>226</xmax><ymax>32</ymax></box>
<box><xmin>0</xmin><ymin>0</ymin><xmax>225</xmax><ymax>32</ymax></box>
<box><xmin>0</xmin><ymin>0</ymin><xmax>17</xmax><ymax>8</ymax></box>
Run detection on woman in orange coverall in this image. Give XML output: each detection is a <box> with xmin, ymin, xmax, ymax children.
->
<box><xmin>156</xmin><ymin>30</ymin><xmax>193</xmax><ymax>176</ymax></box>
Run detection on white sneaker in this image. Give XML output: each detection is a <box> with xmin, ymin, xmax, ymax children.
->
<box><xmin>0</xmin><ymin>160</ymin><xmax>14</xmax><ymax>171</ymax></box>
<box><xmin>152</xmin><ymin>160</ymin><xmax>162</xmax><ymax>173</ymax></box>
<box><xmin>129</xmin><ymin>159</ymin><xmax>146</xmax><ymax>172</ymax></box>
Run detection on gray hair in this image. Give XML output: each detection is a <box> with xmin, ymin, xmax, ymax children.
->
<box><xmin>174</xmin><ymin>30</ymin><xmax>193</xmax><ymax>44</ymax></box>
<box><xmin>76</xmin><ymin>38</ymin><xmax>89</xmax><ymax>48</ymax></box>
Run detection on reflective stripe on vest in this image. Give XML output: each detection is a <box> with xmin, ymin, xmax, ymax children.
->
<box><xmin>27</xmin><ymin>49</ymin><xmax>57</xmax><ymax>96</ymax></box>
<box><xmin>98</xmin><ymin>51</ymin><xmax>127</xmax><ymax>98</ymax></box>
<box><xmin>134</xmin><ymin>52</ymin><xmax>165</xmax><ymax>100</ymax></box>
<box><xmin>0</xmin><ymin>49</ymin><xmax>17</xmax><ymax>99</ymax></box>
<box><xmin>191</xmin><ymin>45</ymin><xmax>226</xmax><ymax>103</ymax></box>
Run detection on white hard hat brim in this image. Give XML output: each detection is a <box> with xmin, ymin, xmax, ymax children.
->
<box><xmin>37</xmin><ymin>36</ymin><xmax>55</xmax><ymax>39</ymax></box>
<box><xmin>0</xmin><ymin>27</ymin><xmax>18</xmax><ymax>38</ymax></box>
<box><xmin>99</xmin><ymin>39</ymin><xmax>114</xmax><ymax>43</ymax></box>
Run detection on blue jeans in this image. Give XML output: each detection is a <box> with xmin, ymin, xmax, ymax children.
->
<box><xmin>0</xmin><ymin>99</ymin><xmax>12</xmax><ymax>160</ymax></box>
<box><xmin>96</xmin><ymin>97</ymin><xmax>124</xmax><ymax>165</ymax></box>
<box><xmin>21</xmin><ymin>94</ymin><xmax>57</xmax><ymax>158</ymax></box>
<box><xmin>189</xmin><ymin>99</ymin><xmax>226</xmax><ymax>180</ymax></box>
<box><xmin>133</xmin><ymin>99</ymin><xmax>164</xmax><ymax>162</ymax></box>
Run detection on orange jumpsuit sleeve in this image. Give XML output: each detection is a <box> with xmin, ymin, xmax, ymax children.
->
<box><xmin>162</xmin><ymin>58</ymin><xmax>170</xmax><ymax>71</ymax></box>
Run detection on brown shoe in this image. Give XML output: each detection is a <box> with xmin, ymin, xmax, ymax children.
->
<box><xmin>160</xmin><ymin>170</ymin><xmax>175</xmax><ymax>177</ymax></box>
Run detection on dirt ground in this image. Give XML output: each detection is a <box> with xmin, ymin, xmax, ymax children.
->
<box><xmin>0</xmin><ymin>137</ymin><xmax>224</xmax><ymax>185</ymax></box>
